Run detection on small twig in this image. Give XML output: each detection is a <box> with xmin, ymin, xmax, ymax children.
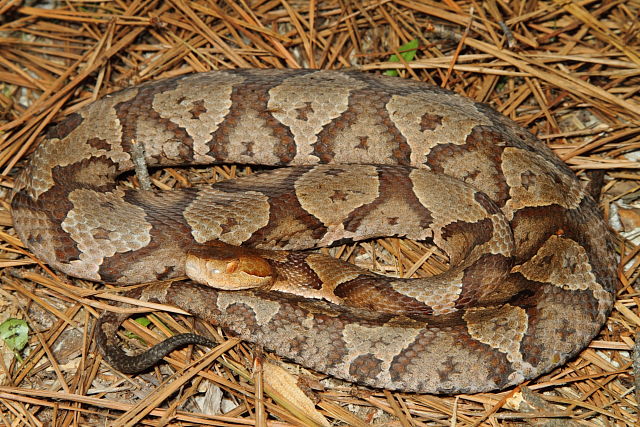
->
<box><xmin>442</xmin><ymin>7</ymin><xmax>474</xmax><ymax>88</ymax></box>
<box><xmin>634</xmin><ymin>334</ymin><xmax>640</xmax><ymax>414</ymax></box>
<box><xmin>130</xmin><ymin>139</ymin><xmax>152</xmax><ymax>191</ymax></box>
<box><xmin>499</xmin><ymin>21</ymin><xmax>516</xmax><ymax>48</ymax></box>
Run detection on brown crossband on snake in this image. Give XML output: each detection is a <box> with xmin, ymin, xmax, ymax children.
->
<box><xmin>11</xmin><ymin>69</ymin><xmax>617</xmax><ymax>394</ymax></box>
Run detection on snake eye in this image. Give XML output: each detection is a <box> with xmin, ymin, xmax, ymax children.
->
<box><xmin>205</xmin><ymin>261</ymin><xmax>223</xmax><ymax>276</ymax></box>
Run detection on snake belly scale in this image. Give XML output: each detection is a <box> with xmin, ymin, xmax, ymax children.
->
<box><xmin>11</xmin><ymin>69</ymin><xmax>616</xmax><ymax>394</ymax></box>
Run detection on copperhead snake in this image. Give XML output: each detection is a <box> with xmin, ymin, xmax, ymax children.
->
<box><xmin>11</xmin><ymin>69</ymin><xmax>617</xmax><ymax>394</ymax></box>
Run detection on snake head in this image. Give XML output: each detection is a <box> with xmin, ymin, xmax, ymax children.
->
<box><xmin>185</xmin><ymin>244</ymin><xmax>275</xmax><ymax>290</ymax></box>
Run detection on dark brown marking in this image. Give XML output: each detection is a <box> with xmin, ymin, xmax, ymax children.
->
<box><xmin>349</xmin><ymin>354</ymin><xmax>383</xmax><ymax>379</ymax></box>
<box><xmin>156</xmin><ymin>265</ymin><xmax>178</xmax><ymax>281</ymax></box>
<box><xmin>98</xmin><ymin>189</ymin><xmax>200</xmax><ymax>281</ymax></box>
<box><xmin>472</xmin><ymin>191</ymin><xmax>500</xmax><ymax>215</ymax></box>
<box><xmin>12</xmin><ymin>188</ymin><xmax>81</xmax><ymax>265</ymax></box>
<box><xmin>509</xmin><ymin>205</ymin><xmax>566</xmax><ymax>262</ymax></box>
<box><xmin>356</xmin><ymin>136</ymin><xmax>369</xmax><ymax>150</ymax></box>
<box><xmin>426</xmin><ymin>126</ymin><xmax>510</xmax><ymax>204</ymax></box>
<box><xmin>341</xmin><ymin>166</ymin><xmax>433</xmax><ymax>234</ymax></box>
<box><xmin>46</xmin><ymin>112</ymin><xmax>83</xmax><ymax>140</ymax></box>
<box><xmin>239</xmin><ymin>174</ymin><xmax>329</xmax><ymax>248</ymax></box>
<box><xmin>241</xmin><ymin>141</ymin><xmax>255</xmax><ymax>157</ymax></box>
<box><xmin>219</xmin><ymin>217</ymin><xmax>239</xmax><ymax>234</ymax></box>
<box><xmin>436</xmin><ymin>355</ymin><xmax>462</xmax><ymax>382</ymax></box>
<box><xmin>518</xmin><ymin>286</ymin><xmax>600</xmax><ymax>369</ymax></box>
<box><xmin>329</xmin><ymin>189</ymin><xmax>348</xmax><ymax>202</ymax></box>
<box><xmin>456</xmin><ymin>253</ymin><xmax>516</xmax><ymax>308</ymax></box>
<box><xmin>420</xmin><ymin>113</ymin><xmax>443</xmax><ymax>132</ymax></box>
<box><xmin>189</xmin><ymin>99</ymin><xmax>207</xmax><ymax>119</ymax></box>
<box><xmin>270</xmin><ymin>253</ymin><xmax>324</xmax><ymax>290</ymax></box>
<box><xmin>92</xmin><ymin>228</ymin><xmax>110</xmax><ymax>240</ymax></box>
<box><xmin>295</xmin><ymin>102</ymin><xmax>314</xmax><ymax>121</ymax></box>
<box><xmin>206</xmin><ymin>78</ymin><xmax>297</xmax><ymax>164</ymax></box>
<box><xmin>335</xmin><ymin>276</ymin><xmax>434</xmax><ymax>316</ymax></box>
<box><xmin>312</xmin><ymin>89</ymin><xmax>412</xmax><ymax>165</ymax></box>
<box><xmin>114</xmin><ymin>76</ymin><xmax>196</xmax><ymax>164</ymax></box>
<box><xmin>87</xmin><ymin>138</ymin><xmax>112</xmax><ymax>151</ymax></box>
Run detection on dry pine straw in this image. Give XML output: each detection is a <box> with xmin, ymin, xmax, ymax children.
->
<box><xmin>0</xmin><ymin>0</ymin><xmax>638</xmax><ymax>425</ymax></box>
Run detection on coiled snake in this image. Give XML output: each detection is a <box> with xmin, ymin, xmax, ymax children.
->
<box><xmin>11</xmin><ymin>69</ymin><xmax>616</xmax><ymax>394</ymax></box>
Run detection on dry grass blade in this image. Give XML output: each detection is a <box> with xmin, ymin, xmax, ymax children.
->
<box><xmin>0</xmin><ymin>0</ymin><xmax>638</xmax><ymax>425</ymax></box>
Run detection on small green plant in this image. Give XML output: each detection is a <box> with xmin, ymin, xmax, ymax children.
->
<box><xmin>384</xmin><ymin>39</ymin><xmax>419</xmax><ymax>76</ymax></box>
<box><xmin>122</xmin><ymin>315</ymin><xmax>152</xmax><ymax>339</ymax></box>
<box><xmin>0</xmin><ymin>318</ymin><xmax>29</xmax><ymax>362</ymax></box>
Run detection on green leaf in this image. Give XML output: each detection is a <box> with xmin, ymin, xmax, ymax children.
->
<box><xmin>384</xmin><ymin>39</ymin><xmax>419</xmax><ymax>76</ymax></box>
<box><xmin>0</xmin><ymin>318</ymin><xmax>29</xmax><ymax>357</ymax></box>
<box><xmin>133</xmin><ymin>316</ymin><xmax>151</xmax><ymax>327</ymax></box>
<box><xmin>123</xmin><ymin>315</ymin><xmax>153</xmax><ymax>339</ymax></box>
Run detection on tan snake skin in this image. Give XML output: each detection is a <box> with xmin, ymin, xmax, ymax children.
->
<box><xmin>11</xmin><ymin>69</ymin><xmax>616</xmax><ymax>394</ymax></box>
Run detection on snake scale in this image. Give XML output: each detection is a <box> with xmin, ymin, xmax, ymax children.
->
<box><xmin>11</xmin><ymin>69</ymin><xmax>616</xmax><ymax>394</ymax></box>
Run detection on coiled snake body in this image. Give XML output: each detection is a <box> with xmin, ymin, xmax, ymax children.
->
<box><xmin>11</xmin><ymin>69</ymin><xmax>616</xmax><ymax>394</ymax></box>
